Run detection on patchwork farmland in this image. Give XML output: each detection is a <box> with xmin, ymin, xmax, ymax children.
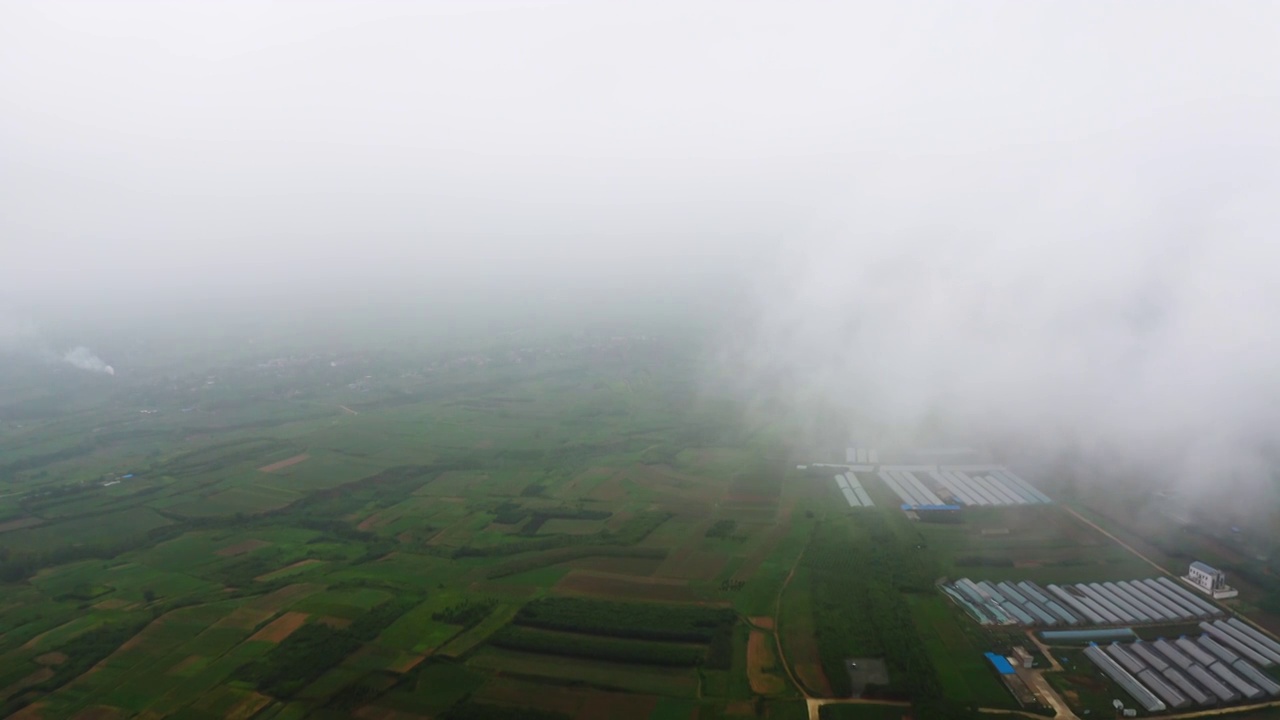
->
<box><xmin>4</xmin><ymin>332</ymin><xmax>1280</xmax><ymax>720</ymax></box>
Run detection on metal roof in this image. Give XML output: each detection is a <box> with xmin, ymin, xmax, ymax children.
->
<box><xmin>984</xmin><ymin>652</ymin><xmax>1016</xmax><ymax>675</ymax></box>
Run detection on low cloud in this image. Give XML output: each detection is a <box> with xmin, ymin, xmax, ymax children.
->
<box><xmin>62</xmin><ymin>346</ymin><xmax>114</xmax><ymax>375</ymax></box>
<box><xmin>719</xmin><ymin>147</ymin><xmax>1280</xmax><ymax>507</ymax></box>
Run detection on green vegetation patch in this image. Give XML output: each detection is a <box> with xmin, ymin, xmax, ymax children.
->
<box><xmin>907</xmin><ymin>595</ymin><xmax>1017</xmax><ymax>709</ymax></box>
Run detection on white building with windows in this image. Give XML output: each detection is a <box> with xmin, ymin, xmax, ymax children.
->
<box><xmin>1183</xmin><ymin>561</ymin><xmax>1238</xmax><ymax>599</ymax></box>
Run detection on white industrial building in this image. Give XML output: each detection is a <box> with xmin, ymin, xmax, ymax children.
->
<box><xmin>1184</xmin><ymin>561</ymin><xmax>1238</xmax><ymax>599</ymax></box>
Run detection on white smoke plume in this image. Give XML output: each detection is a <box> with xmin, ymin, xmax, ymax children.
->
<box><xmin>63</xmin><ymin>346</ymin><xmax>114</xmax><ymax>375</ymax></box>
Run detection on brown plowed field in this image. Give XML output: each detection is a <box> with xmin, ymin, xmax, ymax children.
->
<box><xmin>226</xmin><ymin>692</ymin><xmax>273</xmax><ymax>720</ymax></box>
<box><xmin>248</xmin><ymin>611</ymin><xmax>309</xmax><ymax>643</ymax></box>
<box><xmin>257</xmin><ymin>453</ymin><xmax>310</xmax><ymax>473</ymax></box>
<box><xmin>747</xmin><ymin>631</ymin><xmax>786</xmax><ymax>695</ymax></box>
<box><xmin>0</xmin><ymin>516</ymin><xmax>43</xmax><ymax>533</ymax></box>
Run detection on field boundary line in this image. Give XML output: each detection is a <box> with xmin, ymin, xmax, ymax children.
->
<box><xmin>1062</xmin><ymin>505</ymin><xmax>1170</xmax><ymax>578</ymax></box>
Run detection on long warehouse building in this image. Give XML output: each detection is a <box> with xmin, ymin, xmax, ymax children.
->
<box><xmin>1084</xmin><ymin>644</ymin><xmax>1166</xmax><ymax>712</ymax></box>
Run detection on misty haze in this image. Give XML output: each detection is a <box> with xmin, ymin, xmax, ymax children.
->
<box><xmin>2</xmin><ymin>2</ymin><xmax>1279</xmax><ymax>719</ymax></box>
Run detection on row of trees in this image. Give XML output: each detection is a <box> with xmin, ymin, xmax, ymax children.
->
<box><xmin>513</xmin><ymin>597</ymin><xmax>736</xmax><ymax>643</ymax></box>
<box><xmin>488</xmin><ymin>625</ymin><xmax>706</xmax><ymax>666</ymax></box>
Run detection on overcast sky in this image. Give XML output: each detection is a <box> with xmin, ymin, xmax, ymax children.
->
<box><xmin>4</xmin><ymin>2</ymin><xmax>1279</xmax><ymax>498</ymax></box>
<box><xmin>6</xmin><ymin>2</ymin><xmax>1273</xmax><ymax>306</ymax></box>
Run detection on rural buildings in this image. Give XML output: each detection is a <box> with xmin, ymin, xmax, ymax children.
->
<box><xmin>877</xmin><ymin>465</ymin><xmax>1050</xmax><ymax>509</ymax></box>
<box><xmin>943</xmin><ymin>577</ymin><xmax>1224</xmax><ymax>627</ymax></box>
<box><xmin>832</xmin><ymin>473</ymin><xmax>874</xmax><ymax>508</ymax></box>
<box><xmin>1184</xmin><ymin>561</ymin><xmax>1239</xmax><ymax>599</ymax></box>
<box><xmin>1084</xmin><ymin>633</ymin><xmax>1280</xmax><ymax>711</ymax></box>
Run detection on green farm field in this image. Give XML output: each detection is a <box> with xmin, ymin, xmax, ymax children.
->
<box><xmin>3</xmin><ymin>322</ymin><xmax>1271</xmax><ymax>720</ymax></box>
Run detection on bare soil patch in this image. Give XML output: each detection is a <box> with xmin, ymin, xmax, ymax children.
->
<box><xmin>257</xmin><ymin>453</ymin><xmax>310</xmax><ymax>473</ymax></box>
<box><xmin>248</xmin><ymin>611</ymin><xmax>309</xmax><ymax>643</ymax></box>
<box><xmin>215</xmin><ymin>539</ymin><xmax>271</xmax><ymax>557</ymax></box>
<box><xmin>92</xmin><ymin>598</ymin><xmax>132</xmax><ymax>610</ymax></box>
<box><xmin>747</xmin><ymin>631</ymin><xmax>786</xmax><ymax>695</ymax></box>
<box><xmin>225</xmin><ymin>691</ymin><xmax>273</xmax><ymax>720</ymax></box>
<box><xmin>751</xmin><ymin>616</ymin><xmax>775</xmax><ymax>630</ymax></box>
<box><xmin>0</xmin><ymin>516</ymin><xmax>44</xmax><ymax>533</ymax></box>
<box><xmin>35</xmin><ymin>652</ymin><xmax>67</xmax><ymax>666</ymax></box>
